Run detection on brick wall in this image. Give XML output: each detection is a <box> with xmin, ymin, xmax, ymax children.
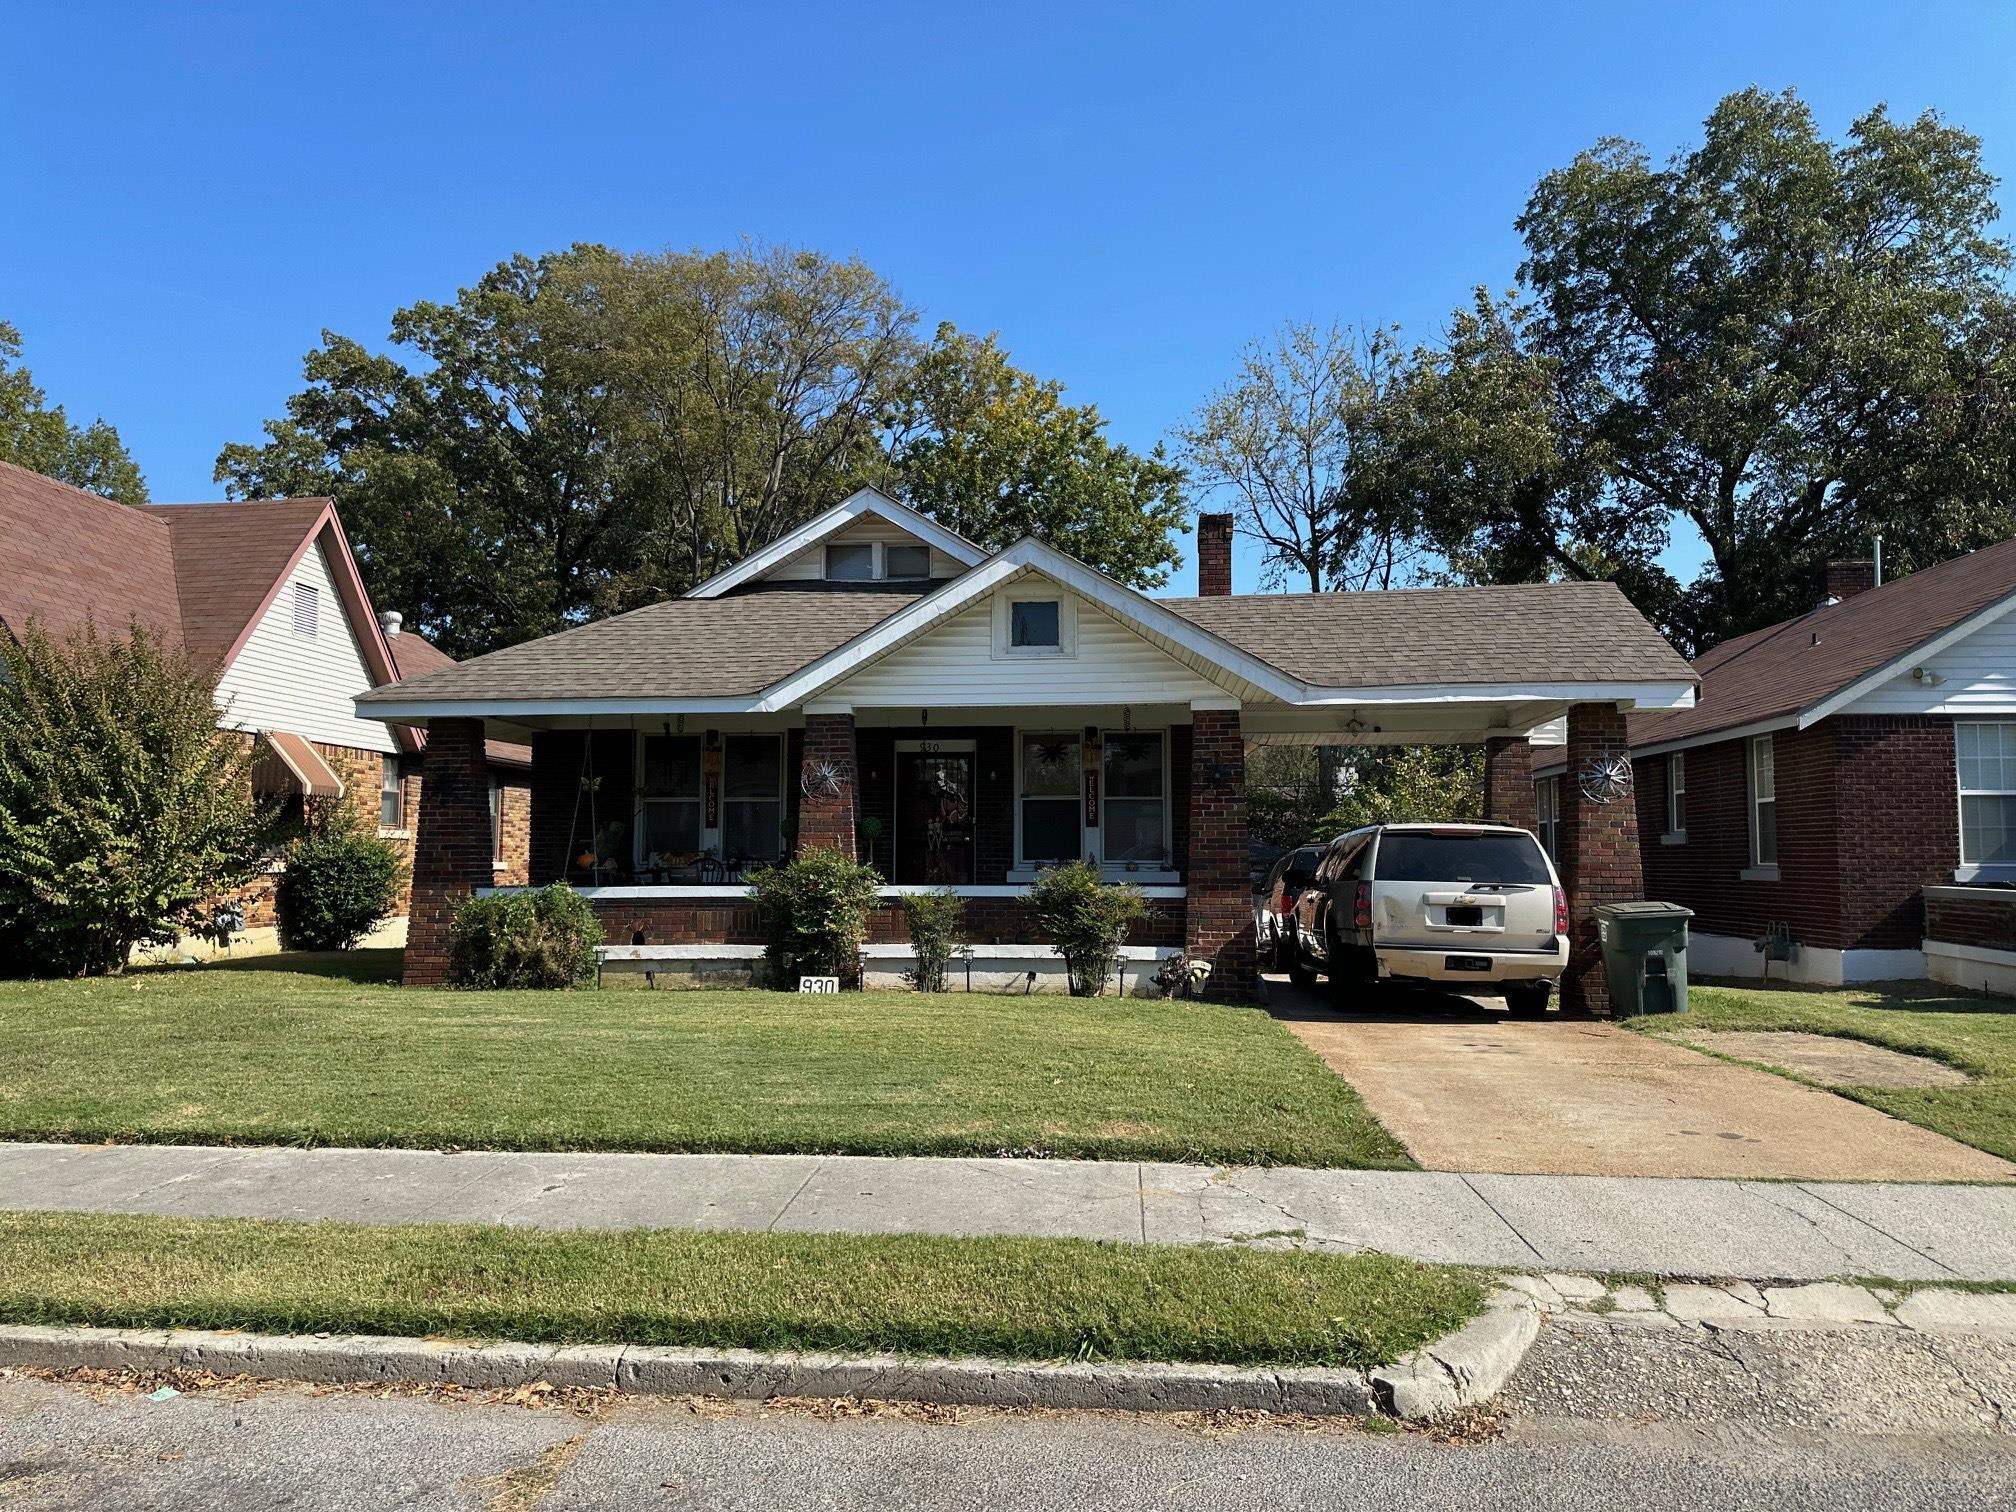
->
<box><xmin>403</xmin><ymin>719</ymin><xmax>494</xmax><ymax>986</ymax></box>
<box><xmin>1184</xmin><ymin>707</ymin><xmax>1254</xmax><ymax>996</ymax></box>
<box><xmin>798</xmin><ymin>712</ymin><xmax>857</xmax><ymax>856</ymax></box>
<box><xmin>1639</xmin><ymin>716</ymin><xmax>1959</xmax><ymax>954</ymax></box>
<box><xmin>1557</xmin><ymin>702</ymin><xmax>1644</xmax><ymax>1016</ymax></box>
<box><xmin>1483</xmin><ymin>736</ymin><xmax>1536</xmax><ymax>831</ymax></box>
<box><xmin>1926</xmin><ymin>889</ymin><xmax>2016</xmax><ymax>952</ymax></box>
<box><xmin>583</xmin><ymin>895</ymin><xmax>1183</xmax><ymax>950</ymax></box>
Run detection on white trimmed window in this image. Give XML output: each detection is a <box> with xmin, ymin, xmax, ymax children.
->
<box><xmin>291</xmin><ymin>582</ymin><xmax>319</xmax><ymax>637</ymax></box>
<box><xmin>1535</xmin><ymin>776</ymin><xmax>1560</xmax><ymax>858</ymax></box>
<box><xmin>639</xmin><ymin>734</ymin><xmax>704</xmax><ymax>859</ymax></box>
<box><xmin>1010</xmin><ymin>599</ymin><xmax>1061</xmax><ymax>649</ymax></box>
<box><xmin>1957</xmin><ymin>721</ymin><xmax>2016</xmax><ymax>869</ymax></box>
<box><xmin>1017</xmin><ymin>732</ymin><xmax>1082</xmax><ymax>865</ymax></box>
<box><xmin>488</xmin><ymin>777</ymin><xmax>504</xmax><ymax>863</ymax></box>
<box><xmin>824</xmin><ymin>542</ymin><xmax>875</xmax><ymax>581</ymax></box>
<box><xmin>1666</xmin><ymin>752</ymin><xmax>1686</xmax><ymax>838</ymax></box>
<box><xmin>379</xmin><ymin>756</ymin><xmax>404</xmax><ymax>830</ymax></box>
<box><xmin>1748</xmin><ymin>736</ymin><xmax>1778</xmax><ymax>867</ymax></box>
<box><xmin>884</xmin><ymin>543</ymin><xmax>931</xmax><ymax>579</ymax></box>
<box><xmin>1101</xmin><ymin>731</ymin><xmax>1168</xmax><ymax>867</ymax></box>
<box><xmin>721</xmin><ymin>734</ymin><xmax>785</xmax><ymax>864</ymax></box>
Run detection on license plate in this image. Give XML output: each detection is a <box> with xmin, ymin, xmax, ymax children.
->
<box><xmin>1446</xmin><ymin>906</ymin><xmax>1483</xmax><ymax>926</ymax></box>
<box><xmin>1445</xmin><ymin>955</ymin><xmax>1492</xmax><ymax>973</ymax></box>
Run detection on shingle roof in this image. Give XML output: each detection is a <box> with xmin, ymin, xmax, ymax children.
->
<box><xmin>1630</xmin><ymin>534</ymin><xmax>2016</xmax><ymax>748</ymax></box>
<box><xmin>359</xmin><ymin>583</ymin><xmax>937</xmax><ymax>704</ymax></box>
<box><xmin>1161</xmin><ymin>581</ymin><xmax>1696</xmax><ymax>688</ymax></box>
<box><xmin>382</xmin><ymin>629</ymin><xmax>530</xmax><ymax>766</ymax></box>
<box><xmin>139</xmin><ymin>497</ymin><xmax>333</xmax><ymax>668</ymax></box>
<box><xmin>0</xmin><ymin>461</ymin><xmax>186</xmax><ymax>647</ymax></box>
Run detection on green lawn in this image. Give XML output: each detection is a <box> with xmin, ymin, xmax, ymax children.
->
<box><xmin>0</xmin><ymin>1211</ymin><xmax>1480</xmax><ymax>1369</ymax></box>
<box><xmin>1644</xmin><ymin>980</ymin><xmax>2016</xmax><ymax>1163</ymax></box>
<box><xmin>0</xmin><ymin>951</ymin><xmax>1408</xmax><ymax>1168</ymax></box>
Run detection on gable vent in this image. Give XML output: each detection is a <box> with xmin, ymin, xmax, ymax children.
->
<box><xmin>292</xmin><ymin>582</ymin><xmax>319</xmax><ymax>638</ymax></box>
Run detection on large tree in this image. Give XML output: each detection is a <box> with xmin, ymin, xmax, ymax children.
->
<box><xmin>1515</xmin><ymin>88</ymin><xmax>2016</xmax><ymax>647</ymax></box>
<box><xmin>888</xmin><ymin>324</ymin><xmax>1187</xmax><ymax>588</ymax></box>
<box><xmin>0</xmin><ymin>321</ymin><xmax>147</xmax><ymax>504</ymax></box>
<box><xmin>1176</xmin><ymin>322</ymin><xmax>1418</xmax><ymax>592</ymax></box>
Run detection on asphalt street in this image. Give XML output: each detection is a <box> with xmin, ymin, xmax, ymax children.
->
<box><xmin>1</xmin><ymin>1320</ymin><xmax>2012</xmax><ymax>1510</ymax></box>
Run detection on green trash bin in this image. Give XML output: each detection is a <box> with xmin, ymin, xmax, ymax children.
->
<box><xmin>1594</xmin><ymin>901</ymin><xmax>1694</xmax><ymax>1017</ymax></box>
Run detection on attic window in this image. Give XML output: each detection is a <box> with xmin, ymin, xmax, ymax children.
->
<box><xmin>825</xmin><ymin>543</ymin><xmax>875</xmax><ymax>581</ymax></box>
<box><xmin>1010</xmin><ymin>600</ymin><xmax>1061</xmax><ymax>649</ymax></box>
<box><xmin>885</xmin><ymin>543</ymin><xmax>931</xmax><ymax>579</ymax></box>
<box><xmin>292</xmin><ymin>583</ymin><xmax>319</xmax><ymax>638</ymax></box>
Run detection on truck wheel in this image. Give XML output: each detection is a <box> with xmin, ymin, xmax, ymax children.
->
<box><xmin>1286</xmin><ymin>931</ymin><xmax>1318</xmax><ymax>989</ymax></box>
<box><xmin>1504</xmin><ymin>982</ymin><xmax>1552</xmax><ymax>1019</ymax></box>
<box><xmin>1326</xmin><ymin>931</ymin><xmax>1367</xmax><ymax>1011</ymax></box>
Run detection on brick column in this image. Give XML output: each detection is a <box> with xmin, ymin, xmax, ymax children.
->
<box><xmin>796</xmin><ymin>711</ymin><xmax>858</xmax><ymax>858</ymax></box>
<box><xmin>1185</xmin><ymin>705</ymin><xmax>1255</xmax><ymax>998</ymax></box>
<box><xmin>1482</xmin><ymin>736</ymin><xmax>1536</xmax><ymax>831</ymax></box>
<box><xmin>404</xmin><ymin>718</ymin><xmax>494</xmax><ymax>987</ymax></box>
<box><xmin>1556</xmin><ymin>702</ymin><xmax>1644</xmax><ymax>1018</ymax></box>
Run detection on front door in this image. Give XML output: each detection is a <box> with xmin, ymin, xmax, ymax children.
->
<box><xmin>895</xmin><ymin>750</ymin><xmax>975</xmax><ymax>884</ymax></box>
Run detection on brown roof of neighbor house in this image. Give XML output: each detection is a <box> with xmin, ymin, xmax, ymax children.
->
<box><xmin>139</xmin><ymin>497</ymin><xmax>334</xmax><ymax>669</ymax></box>
<box><xmin>0</xmin><ymin>460</ymin><xmax>187</xmax><ymax>647</ymax></box>
<box><xmin>362</xmin><ymin>584</ymin><xmax>938</xmax><ymax>704</ymax></box>
<box><xmin>1629</xmin><ymin>534</ymin><xmax>2016</xmax><ymax>749</ymax></box>
<box><xmin>1161</xmin><ymin>582</ymin><xmax>1696</xmax><ymax>688</ymax></box>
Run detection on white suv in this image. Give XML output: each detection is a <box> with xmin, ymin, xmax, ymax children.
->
<box><xmin>1287</xmin><ymin>823</ymin><xmax>1569</xmax><ymax>1016</ymax></box>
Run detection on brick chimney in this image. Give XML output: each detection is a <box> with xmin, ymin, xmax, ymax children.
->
<box><xmin>1824</xmin><ymin>560</ymin><xmax>1876</xmax><ymax>603</ymax></box>
<box><xmin>1196</xmin><ymin>513</ymin><xmax>1233</xmax><ymax>596</ymax></box>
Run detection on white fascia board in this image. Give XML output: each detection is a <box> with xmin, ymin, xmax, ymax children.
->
<box><xmin>1295</xmin><ymin>680</ymin><xmax>1698</xmax><ymax>709</ymax></box>
<box><xmin>757</xmin><ymin>538</ymin><xmax>1307</xmax><ymax>710</ymax></box>
<box><xmin>1798</xmin><ymin>588</ymin><xmax>2016</xmax><ymax>728</ymax></box>
<box><xmin>684</xmin><ymin>487</ymin><xmax>987</xmax><ymax>599</ymax></box>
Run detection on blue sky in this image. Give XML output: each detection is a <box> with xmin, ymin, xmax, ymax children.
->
<box><xmin>5</xmin><ymin>1</ymin><xmax>2011</xmax><ymax>594</ymax></box>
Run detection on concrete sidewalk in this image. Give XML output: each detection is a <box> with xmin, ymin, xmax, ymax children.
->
<box><xmin>5</xmin><ymin>1140</ymin><xmax>2014</xmax><ymax>1282</ymax></box>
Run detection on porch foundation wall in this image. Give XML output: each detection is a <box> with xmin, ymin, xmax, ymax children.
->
<box><xmin>580</xmin><ymin>896</ymin><xmax>1184</xmax><ymax>951</ymax></box>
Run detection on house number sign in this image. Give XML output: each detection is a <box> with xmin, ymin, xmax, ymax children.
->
<box><xmin>798</xmin><ymin>976</ymin><xmax>840</xmax><ymax>994</ymax></box>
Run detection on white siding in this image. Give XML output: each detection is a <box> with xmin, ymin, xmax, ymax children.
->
<box><xmin>213</xmin><ymin>539</ymin><xmax>396</xmax><ymax>753</ymax></box>
<box><xmin>830</xmin><ymin>588</ymin><xmax>1230</xmax><ymax>707</ymax></box>
<box><xmin>762</xmin><ymin>516</ymin><xmax>963</xmax><ymax>583</ymax></box>
<box><xmin>1841</xmin><ymin>601</ymin><xmax>2016</xmax><ymax>717</ymax></box>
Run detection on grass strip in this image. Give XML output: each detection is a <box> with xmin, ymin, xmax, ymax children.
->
<box><xmin>0</xmin><ymin>1211</ymin><xmax>1483</xmax><ymax>1370</ymax></box>
<box><xmin>1642</xmin><ymin>980</ymin><xmax>2016</xmax><ymax>1163</ymax></box>
<box><xmin>0</xmin><ymin>953</ymin><xmax>1411</xmax><ymax>1169</ymax></box>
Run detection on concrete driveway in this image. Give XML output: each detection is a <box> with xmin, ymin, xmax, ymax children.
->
<box><xmin>1265</xmin><ymin>976</ymin><xmax>2016</xmax><ymax>1181</ymax></box>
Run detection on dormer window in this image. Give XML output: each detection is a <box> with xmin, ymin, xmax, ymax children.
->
<box><xmin>825</xmin><ymin>543</ymin><xmax>875</xmax><ymax>581</ymax></box>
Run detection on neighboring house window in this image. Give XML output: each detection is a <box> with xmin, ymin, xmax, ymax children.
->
<box><xmin>488</xmin><ymin>777</ymin><xmax>504</xmax><ymax>863</ymax></box>
<box><xmin>1957</xmin><ymin>721</ymin><xmax>2016</xmax><ymax>869</ymax></box>
<box><xmin>1101</xmin><ymin>732</ymin><xmax>1168</xmax><ymax>866</ymax></box>
<box><xmin>639</xmin><ymin>734</ymin><xmax>704</xmax><ymax>858</ymax></box>
<box><xmin>1748</xmin><ymin>735</ymin><xmax>1778</xmax><ymax>867</ymax></box>
<box><xmin>292</xmin><ymin>582</ymin><xmax>319</xmax><ymax>637</ymax></box>
<box><xmin>722</xmin><ymin>734</ymin><xmax>784</xmax><ymax>864</ymax></box>
<box><xmin>885</xmin><ymin>543</ymin><xmax>931</xmax><ymax>579</ymax></box>
<box><xmin>1018</xmin><ymin>732</ymin><xmax>1082</xmax><ymax>865</ymax></box>
<box><xmin>1535</xmin><ymin>776</ymin><xmax>1559</xmax><ymax>858</ymax></box>
<box><xmin>1010</xmin><ymin>599</ymin><xmax>1061</xmax><ymax>649</ymax></box>
<box><xmin>380</xmin><ymin>756</ymin><xmax>404</xmax><ymax>830</ymax></box>
<box><xmin>1666</xmin><ymin>752</ymin><xmax>1686</xmax><ymax>837</ymax></box>
<box><xmin>825</xmin><ymin>543</ymin><xmax>875</xmax><ymax>581</ymax></box>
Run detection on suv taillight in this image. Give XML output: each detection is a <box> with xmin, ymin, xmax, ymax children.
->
<box><xmin>1353</xmin><ymin>882</ymin><xmax>1373</xmax><ymax>930</ymax></box>
<box><xmin>1553</xmin><ymin>886</ymin><xmax>1569</xmax><ymax>934</ymax></box>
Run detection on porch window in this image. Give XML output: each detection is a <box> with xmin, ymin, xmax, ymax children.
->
<box><xmin>1101</xmin><ymin>732</ymin><xmax>1167</xmax><ymax>865</ymax></box>
<box><xmin>1748</xmin><ymin>735</ymin><xmax>1777</xmax><ymax>867</ymax></box>
<box><xmin>1018</xmin><ymin>732</ymin><xmax>1082</xmax><ymax>865</ymax></box>
<box><xmin>1665</xmin><ymin>752</ymin><xmax>1686</xmax><ymax>837</ymax></box>
<box><xmin>379</xmin><ymin>755</ymin><xmax>404</xmax><ymax>830</ymax></box>
<box><xmin>1957</xmin><ymin>721</ymin><xmax>2016</xmax><ymax>868</ymax></box>
<box><xmin>1535</xmin><ymin>776</ymin><xmax>1559</xmax><ymax>858</ymax></box>
<box><xmin>640</xmin><ymin>734</ymin><xmax>704</xmax><ymax>858</ymax></box>
<box><xmin>722</xmin><ymin>734</ymin><xmax>784</xmax><ymax>864</ymax></box>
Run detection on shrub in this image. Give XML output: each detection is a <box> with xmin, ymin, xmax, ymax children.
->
<box><xmin>276</xmin><ymin>817</ymin><xmax>406</xmax><ymax>951</ymax></box>
<box><xmin>747</xmin><ymin>849</ymin><xmax>883</xmax><ymax>986</ymax></box>
<box><xmin>902</xmin><ymin>889</ymin><xmax>967</xmax><ymax>992</ymax></box>
<box><xmin>0</xmin><ymin>620</ymin><xmax>268</xmax><ymax>976</ymax></box>
<box><xmin>447</xmin><ymin>884</ymin><xmax>603</xmax><ymax>989</ymax></box>
<box><xmin>1028</xmin><ymin>861</ymin><xmax>1146</xmax><ymax>997</ymax></box>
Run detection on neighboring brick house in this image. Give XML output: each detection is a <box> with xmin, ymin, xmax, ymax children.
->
<box><xmin>359</xmin><ymin>487</ymin><xmax>1698</xmax><ymax>1010</ymax></box>
<box><xmin>1535</xmin><ymin>547</ymin><xmax>2016</xmax><ymax>993</ymax></box>
<box><xmin>0</xmin><ymin>461</ymin><xmax>529</xmax><ymax>956</ymax></box>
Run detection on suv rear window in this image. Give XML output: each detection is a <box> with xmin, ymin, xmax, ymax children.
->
<box><xmin>1372</xmin><ymin>832</ymin><xmax>1551</xmax><ymax>884</ymax></box>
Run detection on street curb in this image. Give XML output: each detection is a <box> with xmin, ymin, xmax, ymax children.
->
<box><xmin>0</xmin><ymin>1293</ymin><xmax>1539</xmax><ymax>1420</ymax></box>
<box><xmin>1369</xmin><ymin>1289</ymin><xmax>1541</xmax><ymax>1420</ymax></box>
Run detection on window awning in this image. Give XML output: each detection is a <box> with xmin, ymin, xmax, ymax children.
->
<box><xmin>257</xmin><ymin>730</ymin><xmax>345</xmax><ymax>799</ymax></box>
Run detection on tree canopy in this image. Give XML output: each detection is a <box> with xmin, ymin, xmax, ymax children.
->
<box><xmin>0</xmin><ymin>321</ymin><xmax>147</xmax><ymax>504</ymax></box>
<box><xmin>219</xmin><ymin>248</ymin><xmax>1192</xmax><ymax>656</ymax></box>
